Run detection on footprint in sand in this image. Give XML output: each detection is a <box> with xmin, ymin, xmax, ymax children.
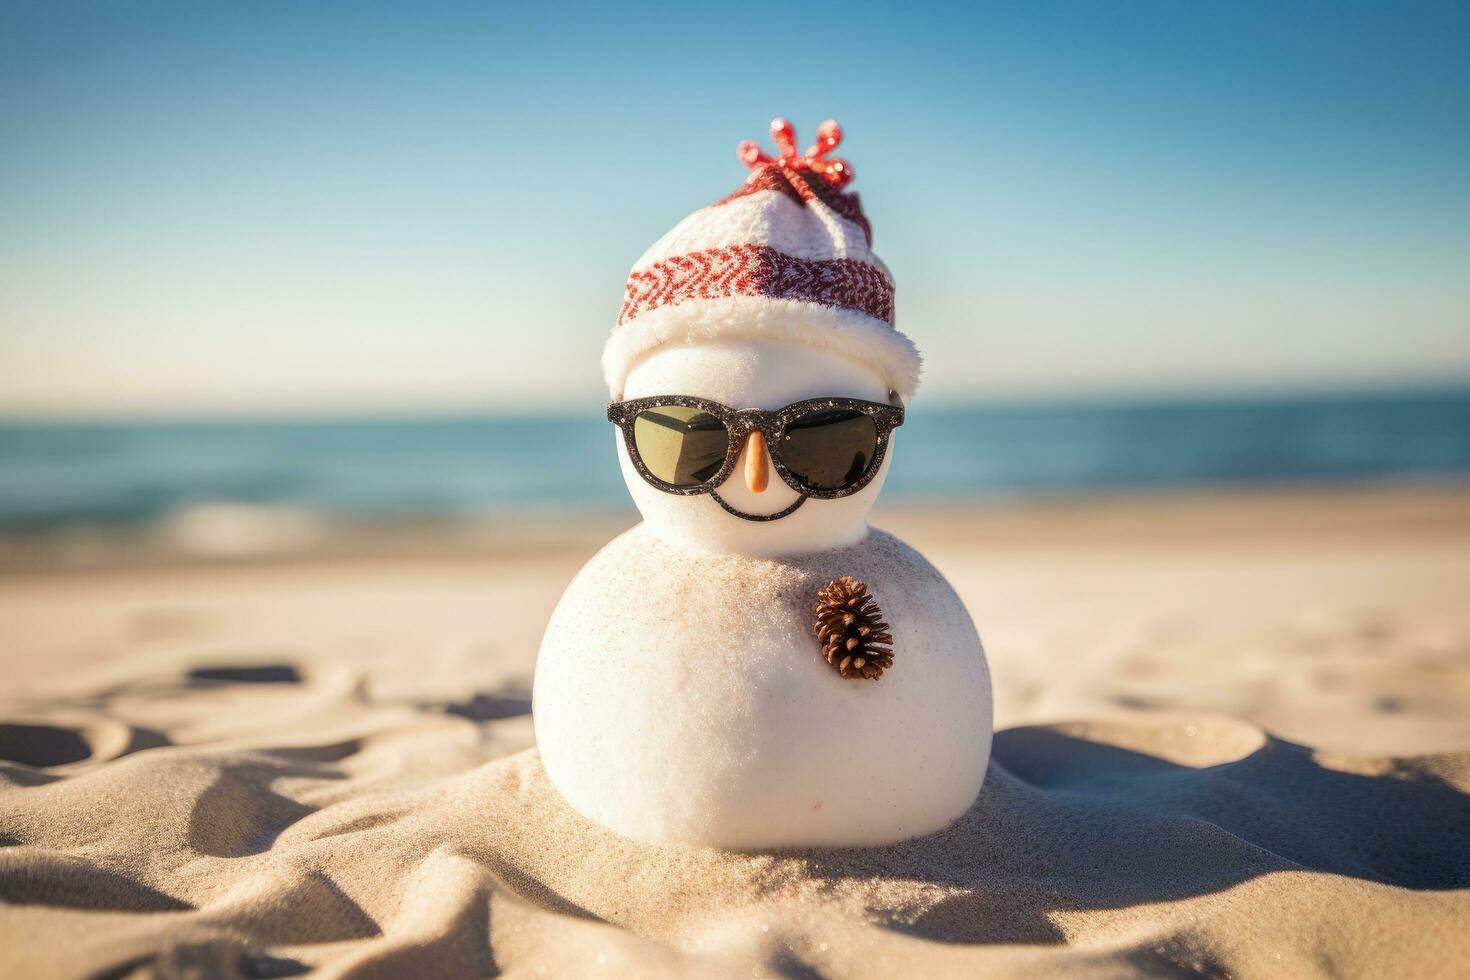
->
<box><xmin>0</xmin><ymin>718</ymin><xmax>169</xmax><ymax>769</ymax></box>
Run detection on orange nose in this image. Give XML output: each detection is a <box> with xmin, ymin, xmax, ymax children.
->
<box><xmin>744</xmin><ymin>431</ymin><xmax>769</xmax><ymax>493</ymax></box>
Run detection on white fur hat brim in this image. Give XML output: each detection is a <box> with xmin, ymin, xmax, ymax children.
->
<box><xmin>603</xmin><ymin>294</ymin><xmax>921</xmax><ymax>400</ymax></box>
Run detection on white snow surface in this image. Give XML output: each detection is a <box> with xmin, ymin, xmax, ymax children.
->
<box><xmin>533</xmin><ymin>524</ymin><xmax>992</xmax><ymax>848</ymax></box>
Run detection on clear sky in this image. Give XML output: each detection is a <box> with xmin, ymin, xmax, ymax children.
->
<box><xmin>2</xmin><ymin>1</ymin><xmax>1467</xmax><ymax>416</ymax></box>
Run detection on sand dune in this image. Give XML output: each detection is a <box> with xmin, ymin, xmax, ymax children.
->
<box><xmin>2</xmin><ymin>488</ymin><xmax>1469</xmax><ymax>977</ymax></box>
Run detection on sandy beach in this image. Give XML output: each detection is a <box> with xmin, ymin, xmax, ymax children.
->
<box><xmin>2</xmin><ymin>485</ymin><xmax>1469</xmax><ymax>977</ymax></box>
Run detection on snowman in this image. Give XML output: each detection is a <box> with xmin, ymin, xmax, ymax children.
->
<box><xmin>533</xmin><ymin>119</ymin><xmax>992</xmax><ymax>849</ymax></box>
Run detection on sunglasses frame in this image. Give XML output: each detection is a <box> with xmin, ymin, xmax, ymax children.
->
<box><xmin>607</xmin><ymin>394</ymin><xmax>905</xmax><ymax>500</ymax></box>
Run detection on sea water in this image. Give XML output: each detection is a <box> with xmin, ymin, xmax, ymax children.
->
<box><xmin>1</xmin><ymin>389</ymin><xmax>1467</xmax><ymax>532</ymax></box>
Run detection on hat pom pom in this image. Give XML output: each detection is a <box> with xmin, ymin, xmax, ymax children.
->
<box><xmin>737</xmin><ymin>117</ymin><xmax>855</xmax><ymax>188</ymax></box>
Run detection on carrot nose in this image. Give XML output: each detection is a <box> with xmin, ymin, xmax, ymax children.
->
<box><xmin>744</xmin><ymin>431</ymin><xmax>770</xmax><ymax>493</ymax></box>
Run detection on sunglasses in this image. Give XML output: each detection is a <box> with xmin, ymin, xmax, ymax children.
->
<box><xmin>608</xmin><ymin>395</ymin><xmax>904</xmax><ymax>500</ymax></box>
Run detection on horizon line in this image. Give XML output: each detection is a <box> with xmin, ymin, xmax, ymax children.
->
<box><xmin>3</xmin><ymin>376</ymin><xmax>1468</xmax><ymax>425</ymax></box>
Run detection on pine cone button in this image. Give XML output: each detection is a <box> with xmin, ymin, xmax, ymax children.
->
<box><xmin>814</xmin><ymin>576</ymin><xmax>895</xmax><ymax>680</ymax></box>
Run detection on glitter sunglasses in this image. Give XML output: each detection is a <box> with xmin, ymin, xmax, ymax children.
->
<box><xmin>607</xmin><ymin>395</ymin><xmax>904</xmax><ymax>500</ymax></box>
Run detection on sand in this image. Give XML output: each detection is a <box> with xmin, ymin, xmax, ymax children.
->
<box><xmin>2</xmin><ymin>486</ymin><xmax>1469</xmax><ymax>978</ymax></box>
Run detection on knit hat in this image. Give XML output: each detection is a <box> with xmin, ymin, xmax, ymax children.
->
<box><xmin>602</xmin><ymin>118</ymin><xmax>921</xmax><ymax>399</ymax></box>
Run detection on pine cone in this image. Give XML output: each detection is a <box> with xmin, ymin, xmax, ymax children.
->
<box><xmin>814</xmin><ymin>576</ymin><xmax>895</xmax><ymax>680</ymax></box>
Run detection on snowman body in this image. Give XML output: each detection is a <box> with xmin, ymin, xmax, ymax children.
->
<box><xmin>533</xmin><ymin>342</ymin><xmax>993</xmax><ymax>848</ymax></box>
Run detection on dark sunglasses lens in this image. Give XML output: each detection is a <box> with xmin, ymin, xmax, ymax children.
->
<box><xmin>780</xmin><ymin>409</ymin><xmax>879</xmax><ymax>491</ymax></box>
<box><xmin>632</xmin><ymin>406</ymin><xmax>729</xmax><ymax>487</ymax></box>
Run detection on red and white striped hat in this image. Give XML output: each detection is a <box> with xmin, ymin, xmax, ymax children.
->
<box><xmin>603</xmin><ymin>118</ymin><xmax>921</xmax><ymax>399</ymax></box>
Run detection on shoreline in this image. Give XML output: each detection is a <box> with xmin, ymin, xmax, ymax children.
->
<box><xmin>2</xmin><ymin>481</ymin><xmax>1466</xmax><ymax>575</ymax></box>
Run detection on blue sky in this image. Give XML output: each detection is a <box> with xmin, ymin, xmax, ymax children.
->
<box><xmin>2</xmin><ymin>1</ymin><xmax>1467</xmax><ymax>415</ymax></box>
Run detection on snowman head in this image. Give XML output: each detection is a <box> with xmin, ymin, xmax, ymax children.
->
<box><xmin>602</xmin><ymin>119</ymin><xmax>921</xmax><ymax>557</ymax></box>
<box><xmin>615</xmin><ymin>339</ymin><xmax>900</xmax><ymax>556</ymax></box>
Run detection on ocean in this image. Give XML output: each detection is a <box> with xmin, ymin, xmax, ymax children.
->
<box><xmin>2</xmin><ymin>389</ymin><xmax>1468</xmax><ymax>533</ymax></box>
